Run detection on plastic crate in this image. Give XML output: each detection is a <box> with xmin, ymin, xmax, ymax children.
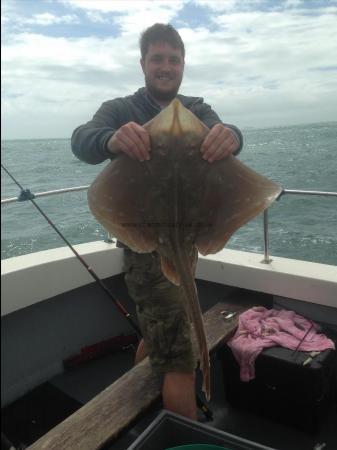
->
<box><xmin>127</xmin><ymin>410</ymin><xmax>276</xmax><ymax>450</ymax></box>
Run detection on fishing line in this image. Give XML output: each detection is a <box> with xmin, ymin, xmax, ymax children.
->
<box><xmin>1</xmin><ymin>163</ymin><xmax>141</xmax><ymax>337</ymax></box>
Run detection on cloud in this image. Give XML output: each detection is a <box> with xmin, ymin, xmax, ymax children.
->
<box><xmin>1</xmin><ymin>2</ymin><xmax>79</xmax><ymax>30</ymax></box>
<box><xmin>62</xmin><ymin>0</ymin><xmax>185</xmax><ymax>33</ymax></box>
<box><xmin>28</xmin><ymin>13</ymin><xmax>79</xmax><ymax>26</ymax></box>
<box><xmin>180</xmin><ymin>4</ymin><xmax>337</xmax><ymax>126</ymax></box>
<box><xmin>1</xmin><ymin>0</ymin><xmax>337</xmax><ymax>139</ymax></box>
<box><xmin>1</xmin><ymin>27</ymin><xmax>144</xmax><ymax>139</ymax></box>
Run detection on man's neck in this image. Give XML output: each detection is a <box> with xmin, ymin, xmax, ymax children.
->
<box><xmin>145</xmin><ymin>89</ymin><xmax>175</xmax><ymax>109</ymax></box>
<box><xmin>155</xmin><ymin>98</ymin><xmax>172</xmax><ymax>108</ymax></box>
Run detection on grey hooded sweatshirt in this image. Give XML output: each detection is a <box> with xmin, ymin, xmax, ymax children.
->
<box><xmin>71</xmin><ymin>87</ymin><xmax>243</xmax><ymax>164</ymax></box>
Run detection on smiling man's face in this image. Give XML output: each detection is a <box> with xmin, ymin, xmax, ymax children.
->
<box><xmin>140</xmin><ymin>41</ymin><xmax>185</xmax><ymax>104</ymax></box>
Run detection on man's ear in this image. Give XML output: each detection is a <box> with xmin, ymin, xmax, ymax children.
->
<box><xmin>140</xmin><ymin>58</ymin><xmax>145</xmax><ymax>73</ymax></box>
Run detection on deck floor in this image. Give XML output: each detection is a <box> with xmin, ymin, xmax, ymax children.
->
<box><xmin>4</xmin><ymin>348</ymin><xmax>336</xmax><ymax>450</ymax></box>
<box><xmin>101</xmin><ymin>350</ymin><xmax>337</xmax><ymax>450</ymax></box>
<box><xmin>2</xmin><ymin>279</ymin><xmax>337</xmax><ymax>450</ymax></box>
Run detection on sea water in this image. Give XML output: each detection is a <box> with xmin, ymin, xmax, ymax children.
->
<box><xmin>1</xmin><ymin>122</ymin><xmax>337</xmax><ymax>265</ymax></box>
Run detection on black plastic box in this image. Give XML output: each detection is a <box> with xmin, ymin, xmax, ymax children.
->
<box><xmin>219</xmin><ymin>344</ymin><xmax>337</xmax><ymax>431</ymax></box>
<box><xmin>127</xmin><ymin>410</ymin><xmax>276</xmax><ymax>450</ymax></box>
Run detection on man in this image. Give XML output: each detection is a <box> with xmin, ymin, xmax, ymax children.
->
<box><xmin>72</xmin><ymin>23</ymin><xmax>243</xmax><ymax>420</ymax></box>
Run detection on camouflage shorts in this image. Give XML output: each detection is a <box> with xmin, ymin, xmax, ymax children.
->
<box><xmin>123</xmin><ymin>249</ymin><xmax>197</xmax><ymax>373</ymax></box>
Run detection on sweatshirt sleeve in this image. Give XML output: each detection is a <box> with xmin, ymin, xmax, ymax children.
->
<box><xmin>195</xmin><ymin>102</ymin><xmax>243</xmax><ymax>156</ymax></box>
<box><xmin>71</xmin><ymin>101</ymin><xmax>120</xmax><ymax>165</ymax></box>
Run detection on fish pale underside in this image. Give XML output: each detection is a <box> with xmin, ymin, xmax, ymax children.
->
<box><xmin>87</xmin><ymin>98</ymin><xmax>282</xmax><ymax>401</ymax></box>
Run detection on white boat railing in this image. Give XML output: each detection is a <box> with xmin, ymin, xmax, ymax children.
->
<box><xmin>0</xmin><ymin>185</ymin><xmax>90</xmax><ymax>204</ymax></box>
<box><xmin>1</xmin><ymin>186</ymin><xmax>337</xmax><ymax>264</ymax></box>
<box><xmin>262</xmin><ymin>189</ymin><xmax>337</xmax><ymax>263</ymax></box>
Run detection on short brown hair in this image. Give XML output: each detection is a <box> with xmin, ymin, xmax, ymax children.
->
<box><xmin>139</xmin><ymin>23</ymin><xmax>185</xmax><ymax>59</ymax></box>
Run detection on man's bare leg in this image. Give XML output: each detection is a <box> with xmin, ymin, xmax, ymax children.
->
<box><xmin>134</xmin><ymin>340</ymin><xmax>197</xmax><ymax>420</ymax></box>
<box><xmin>162</xmin><ymin>371</ymin><xmax>197</xmax><ymax>420</ymax></box>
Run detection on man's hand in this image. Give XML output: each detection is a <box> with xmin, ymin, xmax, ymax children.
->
<box><xmin>200</xmin><ymin>124</ymin><xmax>239</xmax><ymax>163</ymax></box>
<box><xmin>107</xmin><ymin>122</ymin><xmax>150</xmax><ymax>162</ymax></box>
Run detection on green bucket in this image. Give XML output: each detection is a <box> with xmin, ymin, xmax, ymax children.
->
<box><xmin>166</xmin><ymin>445</ymin><xmax>230</xmax><ymax>450</ymax></box>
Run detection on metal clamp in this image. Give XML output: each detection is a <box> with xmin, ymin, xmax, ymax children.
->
<box><xmin>303</xmin><ymin>351</ymin><xmax>320</xmax><ymax>366</ymax></box>
<box><xmin>220</xmin><ymin>310</ymin><xmax>237</xmax><ymax>320</ymax></box>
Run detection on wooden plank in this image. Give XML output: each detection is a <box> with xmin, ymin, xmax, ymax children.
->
<box><xmin>27</xmin><ymin>296</ymin><xmax>259</xmax><ymax>450</ymax></box>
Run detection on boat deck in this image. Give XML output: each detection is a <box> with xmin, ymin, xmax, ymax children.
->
<box><xmin>2</xmin><ymin>278</ymin><xmax>337</xmax><ymax>450</ymax></box>
<box><xmin>105</xmin><ymin>352</ymin><xmax>337</xmax><ymax>450</ymax></box>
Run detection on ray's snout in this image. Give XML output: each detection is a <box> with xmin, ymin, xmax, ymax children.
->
<box><xmin>170</xmin><ymin>99</ymin><xmax>184</xmax><ymax>136</ymax></box>
<box><xmin>146</xmin><ymin>98</ymin><xmax>209</xmax><ymax>138</ymax></box>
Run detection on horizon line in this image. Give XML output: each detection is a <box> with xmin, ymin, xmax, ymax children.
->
<box><xmin>2</xmin><ymin>120</ymin><xmax>337</xmax><ymax>142</ymax></box>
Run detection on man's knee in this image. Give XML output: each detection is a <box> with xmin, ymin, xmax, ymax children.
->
<box><xmin>164</xmin><ymin>371</ymin><xmax>196</xmax><ymax>386</ymax></box>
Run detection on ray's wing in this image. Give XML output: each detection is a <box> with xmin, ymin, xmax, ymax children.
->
<box><xmin>195</xmin><ymin>156</ymin><xmax>282</xmax><ymax>255</ymax></box>
<box><xmin>87</xmin><ymin>156</ymin><xmax>158</xmax><ymax>253</ymax></box>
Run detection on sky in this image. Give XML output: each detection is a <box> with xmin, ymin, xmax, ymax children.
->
<box><xmin>1</xmin><ymin>0</ymin><xmax>337</xmax><ymax>139</ymax></box>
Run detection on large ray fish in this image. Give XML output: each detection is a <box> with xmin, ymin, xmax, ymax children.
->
<box><xmin>87</xmin><ymin>99</ymin><xmax>282</xmax><ymax>400</ymax></box>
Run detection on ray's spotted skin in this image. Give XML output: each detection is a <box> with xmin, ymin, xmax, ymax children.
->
<box><xmin>87</xmin><ymin>99</ymin><xmax>282</xmax><ymax>400</ymax></box>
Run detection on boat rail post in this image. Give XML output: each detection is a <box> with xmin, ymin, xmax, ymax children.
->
<box><xmin>261</xmin><ymin>208</ymin><xmax>272</xmax><ymax>264</ymax></box>
<box><xmin>105</xmin><ymin>232</ymin><xmax>115</xmax><ymax>244</ymax></box>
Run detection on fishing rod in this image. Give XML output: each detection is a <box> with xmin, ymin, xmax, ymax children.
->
<box><xmin>2</xmin><ymin>163</ymin><xmax>213</xmax><ymax>419</ymax></box>
<box><xmin>1</xmin><ymin>163</ymin><xmax>141</xmax><ymax>337</ymax></box>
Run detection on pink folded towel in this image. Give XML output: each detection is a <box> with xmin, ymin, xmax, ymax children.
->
<box><xmin>227</xmin><ymin>306</ymin><xmax>335</xmax><ymax>382</ymax></box>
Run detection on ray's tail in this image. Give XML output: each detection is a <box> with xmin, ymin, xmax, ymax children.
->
<box><xmin>172</xmin><ymin>245</ymin><xmax>211</xmax><ymax>401</ymax></box>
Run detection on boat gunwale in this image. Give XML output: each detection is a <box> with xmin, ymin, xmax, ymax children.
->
<box><xmin>1</xmin><ymin>243</ymin><xmax>336</xmax><ymax>317</ymax></box>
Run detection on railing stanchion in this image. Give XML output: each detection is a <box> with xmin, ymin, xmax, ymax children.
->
<box><xmin>262</xmin><ymin>209</ymin><xmax>272</xmax><ymax>264</ymax></box>
<box><xmin>105</xmin><ymin>232</ymin><xmax>115</xmax><ymax>244</ymax></box>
